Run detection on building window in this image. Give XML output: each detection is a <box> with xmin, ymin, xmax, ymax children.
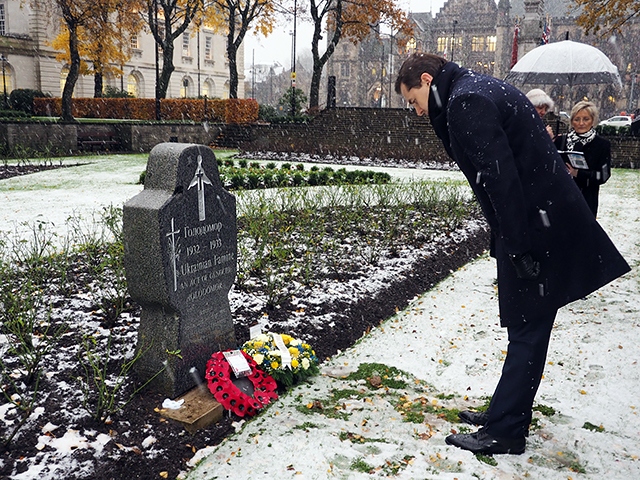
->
<box><xmin>340</xmin><ymin>62</ymin><xmax>350</xmax><ymax>78</ymax></box>
<box><xmin>180</xmin><ymin>77</ymin><xmax>190</xmax><ymax>98</ymax></box>
<box><xmin>203</xmin><ymin>79</ymin><xmax>214</xmax><ymax>97</ymax></box>
<box><xmin>405</xmin><ymin>37</ymin><xmax>417</xmax><ymax>53</ymax></box>
<box><xmin>127</xmin><ymin>74</ymin><xmax>139</xmax><ymax>97</ymax></box>
<box><xmin>472</xmin><ymin>36</ymin><xmax>484</xmax><ymax>52</ymax></box>
<box><xmin>130</xmin><ymin>34</ymin><xmax>139</xmax><ymax>50</ymax></box>
<box><xmin>486</xmin><ymin>36</ymin><xmax>496</xmax><ymax>52</ymax></box>
<box><xmin>0</xmin><ymin>4</ymin><xmax>5</xmax><ymax>36</ymax></box>
<box><xmin>205</xmin><ymin>36</ymin><xmax>213</xmax><ymax>60</ymax></box>
<box><xmin>182</xmin><ymin>33</ymin><xmax>191</xmax><ymax>57</ymax></box>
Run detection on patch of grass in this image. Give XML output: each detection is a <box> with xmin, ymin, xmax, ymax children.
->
<box><xmin>529</xmin><ymin>417</ymin><xmax>542</xmax><ymax>432</ymax></box>
<box><xmin>582</xmin><ymin>422</ymin><xmax>605</xmax><ymax>432</ymax></box>
<box><xmin>569</xmin><ymin>461</ymin><xmax>587</xmax><ymax>473</ymax></box>
<box><xmin>350</xmin><ymin>457</ymin><xmax>374</xmax><ymax>473</ymax></box>
<box><xmin>338</xmin><ymin>431</ymin><xmax>388</xmax><ymax>444</ymax></box>
<box><xmin>345</xmin><ymin>362</ymin><xmax>410</xmax><ymax>390</ymax></box>
<box><xmin>331</xmin><ymin>388</ymin><xmax>366</xmax><ymax>402</ymax></box>
<box><xmin>382</xmin><ymin>455</ymin><xmax>415</xmax><ymax>475</ymax></box>
<box><xmin>475</xmin><ymin>453</ymin><xmax>498</xmax><ymax>466</ymax></box>
<box><xmin>293</xmin><ymin>422</ymin><xmax>318</xmax><ymax>431</ymax></box>
<box><xmin>395</xmin><ymin>395</ymin><xmax>461</xmax><ymax>424</ymax></box>
<box><xmin>532</xmin><ymin>404</ymin><xmax>556</xmax><ymax>417</ymax></box>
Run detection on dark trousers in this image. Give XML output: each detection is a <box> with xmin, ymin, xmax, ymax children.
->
<box><xmin>485</xmin><ymin>307</ymin><xmax>558</xmax><ymax>439</ymax></box>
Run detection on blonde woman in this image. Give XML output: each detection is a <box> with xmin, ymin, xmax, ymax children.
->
<box><xmin>554</xmin><ymin>101</ymin><xmax>611</xmax><ymax>217</ymax></box>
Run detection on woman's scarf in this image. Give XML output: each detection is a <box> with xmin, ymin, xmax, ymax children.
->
<box><xmin>566</xmin><ymin>128</ymin><xmax>596</xmax><ymax>151</ymax></box>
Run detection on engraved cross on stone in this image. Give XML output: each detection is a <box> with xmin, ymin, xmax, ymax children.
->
<box><xmin>188</xmin><ymin>154</ymin><xmax>213</xmax><ymax>221</ymax></box>
<box><xmin>166</xmin><ymin>217</ymin><xmax>180</xmax><ymax>292</ymax></box>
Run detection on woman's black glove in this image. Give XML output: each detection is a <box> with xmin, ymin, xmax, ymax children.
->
<box><xmin>509</xmin><ymin>253</ymin><xmax>540</xmax><ymax>280</ymax></box>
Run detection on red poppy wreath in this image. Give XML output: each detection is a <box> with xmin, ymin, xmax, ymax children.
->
<box><xmin>205</xmin><ymin>350</ymin><xmax>279</xmax><ymax>417</ymax></box>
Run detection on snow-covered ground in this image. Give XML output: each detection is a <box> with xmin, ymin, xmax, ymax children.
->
<box><xmin>184</xmin><ymin>169</ymin><xmax>640</xmax><ymax>480</ymax></box>
<box><xmin>1</xmin><ymin>155</ymin><xmax>638</xmax><ymax>479</ymax></box>
<box><xmin>0</xmin><ymin>154</ymin><xmax>462</xmax><ymax>250</ymax></box>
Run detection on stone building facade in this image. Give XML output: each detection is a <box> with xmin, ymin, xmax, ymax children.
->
<box><xmin>326</xmin><ymin>0</ymin><xmax>640</xmax><ymax>117</ymax></box>
<box><xmin>0</xmin><ymin>0</ymin><xmax>242</xmax><ymax>100</ymax></box>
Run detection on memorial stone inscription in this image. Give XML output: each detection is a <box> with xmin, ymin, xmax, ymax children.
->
<box><xmin>123</xmin><ymin>143</ymin><xmax>237</xmax><ymax>398</ymax></box>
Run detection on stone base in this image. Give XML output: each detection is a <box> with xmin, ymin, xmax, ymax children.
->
<box><xmin>159</xmin><ymin>386</ymin><xmax>224</xmax><ymax>433</ymax></box>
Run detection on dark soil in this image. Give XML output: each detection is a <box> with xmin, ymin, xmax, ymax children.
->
<box><xmin>0</xmin><ymin>162</ymin><xmax>490</xmax><ymax>480</ymax></box>
<box><xmin>0</xmin><ymin>164</ymin><xmax>74</xmax><ymax>181</ymax></box>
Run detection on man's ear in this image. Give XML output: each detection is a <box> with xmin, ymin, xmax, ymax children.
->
<box><xmin>420</xmin><ymin>72</ymin><xmax>434</xmax><ymax>85</ymax></box>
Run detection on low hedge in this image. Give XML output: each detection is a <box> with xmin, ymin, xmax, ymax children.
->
<box><xmin>32</xmin><ymin>97</ymin><xmax>258</xmax><ymax>124</ymax></box>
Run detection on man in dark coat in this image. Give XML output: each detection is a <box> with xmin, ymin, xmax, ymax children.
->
<box><xmin>395</xmin><ymin>53</ymin><xmax>630</xmax><ymax>455</ymax></box>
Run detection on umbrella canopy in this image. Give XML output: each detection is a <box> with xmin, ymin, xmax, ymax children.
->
<box><xmin>505</xmin><ymin>40</ymin><xmax>622</xmax><ymax>88</ymax></box>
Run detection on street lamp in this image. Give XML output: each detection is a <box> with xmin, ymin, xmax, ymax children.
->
<box><xmin>154</xmin><ymin>0</ymin><xmax>161</xmax><ymax>120</ymax></box>
<box><xmin>451</xmin><ymin>20</ymin><xmax>458</xmax><ymax>63</ymax></box>
<box><xmin>290</xmin><ymin>0</ymin><xmax>297</xmax><ymax>116</ymax></box>
<box><xmin>1</xmin><ymin>54</ymin><xmax>8</xmax><ymax>109</ymax></box>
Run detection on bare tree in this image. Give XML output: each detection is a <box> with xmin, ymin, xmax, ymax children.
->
<box><xmin>145</xmin><ymin>0</ymin><xmax>203</xmax><ymax>98</ymax></box>
<box><xmin>204</xmin><ymin>0</ymin><xmax>276</xmax><ymax>98</ymax></box>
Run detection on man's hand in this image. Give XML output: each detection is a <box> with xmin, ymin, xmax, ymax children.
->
<box><xmin>509</xmin><ymin>253</ymin><xmax>540</xmax><ymax>280</ymax></box>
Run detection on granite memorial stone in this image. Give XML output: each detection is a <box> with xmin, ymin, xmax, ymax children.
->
<box><xmin>123</xmin><ymin>143</ymin><xmax>237</xmax><ymax>398</ymax></box>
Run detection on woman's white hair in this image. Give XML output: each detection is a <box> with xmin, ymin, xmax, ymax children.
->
<box><xmin>526</xmin><ymin>89</ymin><xmax>555</xmax><ymax>110</ymax></box>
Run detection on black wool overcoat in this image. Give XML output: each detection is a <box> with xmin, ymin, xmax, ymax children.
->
<box><xmin>427</xmin><ymin>62</ymin><xmax>630</xmax><ymax>326</ymax></box>
<box><xmin>554</xmin><ymin>133</ymin><xmax>611</xmax><ymax>216</ymax></box>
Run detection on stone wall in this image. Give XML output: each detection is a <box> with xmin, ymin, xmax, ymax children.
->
<box><xmin>115</xmin><ymin>124</ymin><xmax>220</xmax><ymax>153</ymax></box>
<box><xmin>2</xmin><ymin>110</ymin><xmax>639</xmax><ymax>168</ymax></box>
<box><xmin>1</xmin><ymin>122</ymin><xmax>78</xmax><ymax>153</ymax></box>
<box><xmin>234</xmin><ymin>108</ymin><xmax>450</xmax><ymax>163</ymax></box>
<box><xmin>0</xmin><ymin>122</ymin><xmax>220</xmax><ymax>154</ymax></box>
<box><xmin>232</xmin><ymin>107</ymin><xmax>640</xmax><ymax>169</ymax></box>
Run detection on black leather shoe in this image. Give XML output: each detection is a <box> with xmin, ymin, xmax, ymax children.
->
<box><xmin>458</xmin><ymin>410</ymin><xmax>489</xmax><ymax>426</ymax></box>
<box><xmin>445</xmin><ymin>428</ymin><xmax>525</xmax><ymax>455</ymax></box>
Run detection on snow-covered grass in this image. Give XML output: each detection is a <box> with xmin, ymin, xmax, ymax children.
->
<box><xmin>184</xmin><ymin>169</ymin><xmax>640</xmax><ymax>480</ymax></box>
<box><xmin>1</xmin><ymin>154</ymin><xmax>638</xmax><ymax>479</ymax></box>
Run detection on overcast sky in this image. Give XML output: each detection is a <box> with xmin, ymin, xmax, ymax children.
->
<box><xmin>244</xmin><ymin>0</ymin><xmax>446</xmax><ymax>70</ymax></box>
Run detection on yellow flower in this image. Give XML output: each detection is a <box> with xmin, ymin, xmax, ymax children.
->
<box><xmin>288</xmin><ymin>347</ymin><xmax>300</xmax><ymax>357</ymax></box>
<box><xmin>291</xmin><ymin>358</ymin><xmax>299</xmax><ymax>368</ymax></box>
<box><xmin>280</xmin><ymin>334</ymin><xmax>293</xmax><ymax>345</ymax></box>
<box><xmin>271</xmin><ymin>361</ymin><xmax>280</xmax><ymax>370</ymax></box>
<box><xmin>253</xmin><ymin>341</ymin><xmax>264</xmax><ymax>349</ymax></box>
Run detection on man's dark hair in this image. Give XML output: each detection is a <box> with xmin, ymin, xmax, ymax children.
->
<box><xmin>394</xmin><ymin>53</ymin><xmax>448</xmax><ymax>94</ymax></box>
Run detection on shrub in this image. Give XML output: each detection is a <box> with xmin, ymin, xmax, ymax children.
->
<box><xmin>103</xmin><ymin>86</ymin><xmax>133</xmax><ymax>98</ymax></box>
<box><xmin>0</xmin><ymin>109</ymin><xmax>28</xmax><ymax>119</ymax></box>
<box><xmin>9</xmin><ymin>89</ymin><xmax>50</xmax><ymax>115</ymax></box>
<box><xmin>258</xmin><ymin>104</ymin><xmax>282</xmax><ymax>122</ymax></box>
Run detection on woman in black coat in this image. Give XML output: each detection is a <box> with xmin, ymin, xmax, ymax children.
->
<box><xmin>395</xmin><ymin>53</ymin><xmax>629</xmax><ymax>455</ymax></box>
<box><xmin>554</xmin><ymin>101</ymin><xmax>611</xmax><ymax>217</ymax></box>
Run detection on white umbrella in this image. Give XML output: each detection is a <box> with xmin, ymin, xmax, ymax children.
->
<box><xmin>505</xmin><ymin>40</ymin><xmax>622</xmax><ymax>88</ymax></box>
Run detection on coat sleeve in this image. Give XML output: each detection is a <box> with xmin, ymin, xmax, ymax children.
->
<box><xmin>576</xmin><ymin>136</ymin><xmax>611</xmax><ymax>185</ymax></box>
<box><xmin>447</xmin><ymin>92</ymin><xmax>531</xmax><ymax>255</ymax></box>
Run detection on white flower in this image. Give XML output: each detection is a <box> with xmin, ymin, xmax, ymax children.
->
<box><xmin>290</xmin><ymin>339</ymin><xmax>301</xmax><ymax>347</ymax></box>
<box><xmin>254</xmin><ymin>353</ymin><xmax>264</xmax><ymax>365</ymax></box>
<box><xmin>301</xmin><ymin>358</ymin><xmax>310</xmax><ymax>370</ymax></box>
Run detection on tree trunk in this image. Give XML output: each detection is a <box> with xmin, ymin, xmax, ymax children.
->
<box><xmin>158</xmin><ymin>42</ymin><xmax>175</xmax><ymax>98</ymax></box>
<box><xmin>61</xmin><ymin>24</ymin><xmax>81</xmax><ymax>122</ymax></box>
<box><xmin>308</xmin><ymin>2</ymin><xmax>341</xmax><ymax>109</ymax></box>
<box><xmin>309</xmin><ymin>61</ymin><xmax>326</xmax><ymax>110</ymax></box>
<box><xmin>94</xmin><ymin>67</ymin><xmax>103</xmax><ymax>98</ymax></box>
<box><xmin>227</xmin><ymin>40</ymin><xmax>238</xmax><ymax>99</ymax></box>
